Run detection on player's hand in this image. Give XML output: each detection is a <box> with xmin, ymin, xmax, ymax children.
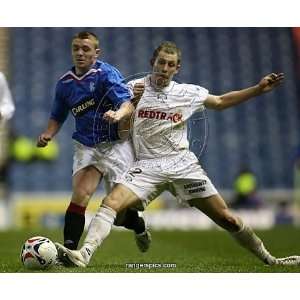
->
<box><xmin>132</xmin><ymin>83</ymin><xmax>145</xmax><ymax>107</ymax></box>
<box><xmin>132</xmin><ymin>83</ymin><xmax>145</xmax><ymax>103</ymax></box>
<box><xmin>133</xmin><ymin>83</ymin><xmax>145</xmax><ymax>97</ymax></box>
<box><xmin>37</xmin><ymin>133</ymin><xmax>52</xmax><ymax>147</ymax></box>
<box><xmin>258</xmin><ymin>73</ymin><xmax>284</xmax><ymax>93</ymax></box>
<box><xmin>103</xmin><ymin>110</ymin><xmax>121</xmax><ymax>123</ymax></box>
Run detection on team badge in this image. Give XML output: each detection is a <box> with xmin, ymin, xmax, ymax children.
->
<box><xmin>90</xmin><ymin>82</ymin><xmax>95</xmax><ymax>92</ymax></box>
<box><xmin>157</xmin><ymin>93</ymin><xmax>167</xmax><ymax>100</ymax></box>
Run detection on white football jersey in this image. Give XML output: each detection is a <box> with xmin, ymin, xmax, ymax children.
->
<box><xmin>0</xmin><ymin>72</ymin><xmax>15</xmax><ymax>122</ymax></box>
<box><xmin>128</xmin><ymin>75</ymin><xmax>209</xmax><ymax>160</ymax></box>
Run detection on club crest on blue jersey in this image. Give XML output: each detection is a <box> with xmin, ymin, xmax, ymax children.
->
<box><xmin>89</xmin><ymin>81</ymin><xmax>95</xmax><ymax>92</ymax></box>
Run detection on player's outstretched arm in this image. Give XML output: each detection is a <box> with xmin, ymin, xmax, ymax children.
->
<box><xmin>103</xmin><ymin>101</ymin><xmax>134</xmax><ymax>123</ymax></box>
<box><xmin>37</xmin><ymin>119</ymin><xmax>62</xmax><ymax>147</ymax></box>
<box><xmin>204</xmin><ymin>73</ymin><xmax>284</xmax><ymax>110</ymax></box>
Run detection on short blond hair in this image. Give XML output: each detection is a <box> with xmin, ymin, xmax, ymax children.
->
<box><xmin>72</xmin><ymin>31</ymin><xmax>99</xmax><ymax>49</ymax></box>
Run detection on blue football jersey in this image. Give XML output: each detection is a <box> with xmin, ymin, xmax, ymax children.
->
<box><xmin>50</xmin><ymin>60</ymin><xmax>131</xmax><ymax>146</ymax></box>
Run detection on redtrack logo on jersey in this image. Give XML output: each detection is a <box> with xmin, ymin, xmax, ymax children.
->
<box><xmin>137</xmin><ymin>109</ymin><xmax>183</xmax><ymax>123</ymax></box>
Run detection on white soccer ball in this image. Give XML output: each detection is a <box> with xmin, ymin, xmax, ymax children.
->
<box><xmin>20</xmin><ymin>236</ymin><xmax>58</xmax><ymax>270</ymax></box>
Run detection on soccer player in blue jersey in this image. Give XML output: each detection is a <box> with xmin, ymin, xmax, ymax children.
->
<box><xmin>37</xmin><ymin>32</ymin><xmax>151</xmax><ymax>265</ymax></box>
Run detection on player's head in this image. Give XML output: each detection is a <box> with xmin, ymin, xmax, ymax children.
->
<box><xmin>150</xmin><ymin>41</ymin><xmax>181</xmax><ymax>88</ymax></box>
<box><xmin>72</xmin><ymin>31</ymin><xmax>100</xmax><ymax>75</ymax></box>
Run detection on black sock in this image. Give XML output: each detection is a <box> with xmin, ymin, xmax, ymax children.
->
<box><xmin>63</xmin><ymin>203</ymin><xmax>86</xmax><ymax>250</ymax></box>
<box><xmin>120</xmin><ymin>209</ymin><xmax>146</xmax><ymax>234</ymax></box>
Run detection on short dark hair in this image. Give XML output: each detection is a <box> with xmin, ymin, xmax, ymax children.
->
<box><xmin>151</xmin><ymin>41</ymin><xmax>181</xmax><ymax>66</ymax></box>
<box><xmin>72</xmin><ymin>31</ymin><xmax>99</xmax><ymax>49</ymax></box>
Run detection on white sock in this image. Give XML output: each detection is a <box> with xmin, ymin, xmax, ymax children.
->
<box><xmin>80</xmin><ymin>204</ymin><xmax>116</xmax><ymax>263</ymax></box>
<box><xmin>230</xmin><ymin>224</ymin><xmax>276</xmax><ymax>265</ymax></box>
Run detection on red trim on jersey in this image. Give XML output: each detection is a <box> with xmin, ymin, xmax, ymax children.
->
<box><xmin>67</xmin><ymin>202</ymin><xmax>86</xmax><ymax>215</ymax></box>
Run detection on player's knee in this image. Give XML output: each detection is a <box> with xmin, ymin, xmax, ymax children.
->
<box><xmin>218</xmin><ymin>210</ymin><xmax>241</xmax><ymax>232</ymax></box>
<box><xmin>72</xmin><ymin>187</ymin><xmax>92</xmax><ymax>206</ymax></box>
<box><xmin>103</xmin><ymin>194</ymin><xmax>123</xmax><ymax>213</ymax></box>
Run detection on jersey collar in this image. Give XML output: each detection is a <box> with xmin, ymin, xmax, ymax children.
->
<box><xmin>61</xmin><ymin>61</ymin><xmax>102</xmax><ymax>81</ymax></box>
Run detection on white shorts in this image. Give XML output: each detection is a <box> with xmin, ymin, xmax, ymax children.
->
<box><xmin>118</xmin><ymin>151</ymin><xmax>218</xmax><ymax>209</ymax></box>
<box><xmin>73</xmin><ymin>140</ymin><xmax>135</xmax><ymax>191</ymax></box>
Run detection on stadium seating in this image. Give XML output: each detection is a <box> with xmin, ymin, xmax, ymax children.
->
<box><xmin>9</xmin><ymin>28</ymin><xmax>300</xmax><ymax>191</ymax></box>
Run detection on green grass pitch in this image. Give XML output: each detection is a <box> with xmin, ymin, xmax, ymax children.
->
<box><xmin>1</xmin><ymin>226</ymin><xmax>300</xmax><ymax>273</ymax></box>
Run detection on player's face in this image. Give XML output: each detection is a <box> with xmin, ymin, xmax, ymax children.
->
<box><xmin>151</xmin><ymin>50</ymin><xmax>180</xmax><ymax>88</ymax></box>
<box><xmin>72</xmin><ymin>38</ymin><xmax>100</xmax><ymax>75</ymax></box>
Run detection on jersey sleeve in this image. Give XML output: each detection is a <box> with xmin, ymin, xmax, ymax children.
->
<box><xmin>103</xmin><ymin>67</ymin><xmax>132</xmax><ymax>108</ymax></box>
<box><xmin>189</xmin><ymin>85</ymin><xmax>209</xmax><ymax>113</ymax></box>
<box><xmin>50</xmin><ymin>82</ymin><xmax>69</xmax><ymax>124</ymax></box>
<box><xmin>127</xmin><ymin>78</ymin><xmax>145</xmax><ymax>100</ymax></box>
<box><xmin>126</xmin><ymin>79</ymin><xmax>135</xmax><ymax>99</ymax></box>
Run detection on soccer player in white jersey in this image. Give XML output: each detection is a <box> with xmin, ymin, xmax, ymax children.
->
<box><xmin>0</xmin><ymin>71</ymin><xmax>15</xmax><ymax>212</ymax></box>
<box><xmin>37</xmin><ymin>32</ymin><xmax>151</xmax><ymax>266</ymax></box>
<box><xmin>56</xmin><ymin>41</ymin><xmax>300</xmax><ymax>267</ymax></box>
<box><xmin>0</xmin><ymin>71</ymin><xmax>15</xmax><ymax>123</ymax></box>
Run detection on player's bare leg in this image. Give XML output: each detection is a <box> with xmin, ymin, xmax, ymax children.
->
<box><xmin>56</xmin><ymin>184</ymin><xmax>142</xmax><ymax>267</ymax></box>
<box><xmin>55</xmin><ymin>166</ymin><xmax>102</xmax><ymax>266</ymax></box>
<box><xmin>64</xmin><ymin>166</ymin><xmax>102</xmax><ymax>250</ymax></box>
<box><xmin>188</xmin><ymin>194</ymin><xmax>277</xmax><ymax>265</ymax></box>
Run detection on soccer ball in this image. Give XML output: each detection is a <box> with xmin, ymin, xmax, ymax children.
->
<box><xmin>20</xmin><ymin>236</ymin><xmax>58</xmax><ymax>270</ymax></box>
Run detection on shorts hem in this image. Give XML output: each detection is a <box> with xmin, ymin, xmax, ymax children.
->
<box><xmin>181</xmin><ymin>191</ymin><xmax>219</xmax><ymax>202</ymax></box>
<box><xmin>72</xmin><ymin>164</ymin><xmax>104</xmax><ymax>177</ymax></box>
